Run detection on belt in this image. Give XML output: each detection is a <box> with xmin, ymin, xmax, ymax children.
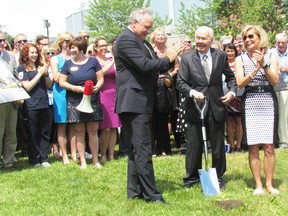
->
<box><xmin>245</xmin><ymin>85</ymin><xmax>273</xmax><ymax>93</ymax></box>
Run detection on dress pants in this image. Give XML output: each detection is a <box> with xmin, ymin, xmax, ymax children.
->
<box><xmin>16</xmin><ymin>104</ymin><xmax>29</xmax><ymax>155</ymax></box>
<box><xmin>0</xmin><ymin>103</ymin><xmax>18</xmax><ymax>168</ymax></box>
<box><xmin>184</xmin><ymin>110</ymin><xmax>226</xmax><ymax>186</ymax></box>
<box><xmin>276</xmin><ymin>91</ymin><xmax>288</xmax><ymax>145</ymax></box>
<box><xmin>119</xmin><ymin>112</ymin><xmax>162</xmax><ymax>201</ymax></box>
<box><xmin>27</xmin><ymin>108</ymin><xmax>51</xmax><ymax>164</ymax></box>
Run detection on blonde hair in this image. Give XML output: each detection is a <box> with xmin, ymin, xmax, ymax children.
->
<box><xmin>41</xmin><ymin>45</ymin><xmax>56</xmax><ymax>65</ymax></box>
<box><xmin>241</xmin><ymin>25</ymin><xmax>269</xmax><ymax>52</ymax></box>
<box><xmin>53</xmin><ymin>32</ymin><xmax>74</xmax><ymax>53</ymax></box>
<box><xmin>150</xmin><ymin>27</ymin><xmax>168</xmax><ymax>45</ymax></box>
<box><xmin>86</xmin><ymin>44</ymin><xmax>95</xmax><ymax>56</ymax></box>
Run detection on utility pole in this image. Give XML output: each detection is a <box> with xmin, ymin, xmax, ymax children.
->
<box><xmin>43</xmin><ymin>19</ymin><xmax>51</xmax><ymax>39</ymax></box>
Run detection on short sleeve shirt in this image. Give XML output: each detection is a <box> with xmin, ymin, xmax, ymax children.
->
<box><xmin>61</xmin><ymin>57</ymin><xmax>102</xmax><ymax>98</ymax></box>
<box><xmin>18</xmin><ymin>64</ymin><xmax>49</xmax><ymax>110</ymax></box>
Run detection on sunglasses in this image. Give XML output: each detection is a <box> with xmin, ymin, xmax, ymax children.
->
<box><xmin>46</xmin><ymin>52</ymin><xmax>55</xmax><ymax>55</ymax></box>
<box><xmin>17</xmin><ymin>39</ymin><xmax>28</xmax><ymax>44</ymax></box>
<box><xmin>243</xmin><ymin>34</ymin><xmax>257</xmax><ymax>41</ymax></box>
<box><xmin>0</xmin><ymin>39</ymin><xmax>6</xmax><ymax>43</ymax></box>
<box><xmin>186</xmin><ymin>41</ymin><xmax>192</xmax><ymax>44</ymax></box>
<box><xmin>64</xmin><ymin>40</ymin><xmax>70</xmax><ymax>43</ymax></box>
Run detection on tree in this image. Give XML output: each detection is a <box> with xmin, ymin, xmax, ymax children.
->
<box><xmin>0</xmin><ymin>25</ymin><xmax>13</xmax><ymax>47</ymax></box>
<box><xmin>176</xmin><ymin>0</ymin><xmax>288</xmax><ymax>43</ymax></box>
<box><xmin>85</xmin><ymin>0</ymin><xmax>172</xmax><ymax>41</ymax></box>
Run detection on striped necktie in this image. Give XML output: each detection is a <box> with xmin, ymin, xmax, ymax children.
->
<box><xmin>202</xmin><ymin>55</ymin><xmax>210</xmax><ymax>80</ymax></box>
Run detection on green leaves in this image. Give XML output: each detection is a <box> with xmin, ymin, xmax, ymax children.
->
<box><xmin>176</xmin><ymin>0</ymin><xmax>288</xmax><ymax>43</ymax></box>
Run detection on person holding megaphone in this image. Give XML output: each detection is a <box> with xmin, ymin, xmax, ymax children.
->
<box><xmin>59</xmin><ymin>36</ymin><xmax>104</xmax><ymax>169</ymax></box>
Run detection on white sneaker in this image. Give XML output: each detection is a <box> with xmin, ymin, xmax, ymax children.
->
<box><xmin>80</xmin><ymin>164</ymin><xmax>87</xmax><ymax>170</ymax></box>
<box><xmin>94</xmin><ymin>162</ymin><xmax>102</xmax><ymax>169</ymax></box>
<box><xmin>41</xmin><ymin>162</ymin><xmax>51</xmax><ymax>167</ymax></box>
<box><xmin>85</xmin><ymin>152</ymin><xmax>92</xmax><ymax>159</ymax></box>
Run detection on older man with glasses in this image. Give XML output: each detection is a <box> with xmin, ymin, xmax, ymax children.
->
<box><xmin>274</xmin><ymin>32</ymin><xmax>288</xmax><ymax>149</ymax></box>
<box><xmin>14</xmin><ymin>33</ymin><xmax>28</xmax><ymax>66</ymax></box>
<box><xmin>13</xmin><ymin>33</ymin><xmax>29</xmax><ymax>157</ymax></box>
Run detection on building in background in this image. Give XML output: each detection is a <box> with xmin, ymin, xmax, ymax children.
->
<box><xmin>149</xmin><ymin>0</ymin><xmax>205</xmax><ymax>34</ymax></box>
<box><xmin>66</xmin><ymin>3</ymin><xmax>89</xmax><ymax>36</ymax></box>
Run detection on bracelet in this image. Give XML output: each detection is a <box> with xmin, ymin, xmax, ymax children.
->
<box><xmin>249</xmin><ymin>73</ymin><xmax>254</xmax><ymax>79</ymax></box>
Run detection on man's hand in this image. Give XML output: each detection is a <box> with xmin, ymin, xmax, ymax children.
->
<box><xmin>219</xmin><ymin>92</ymin><xmax>234</xmax><ymax>104</ymax></box>
<box><xmin>191</xmin><ymin>90</ymin><xmax>205</xmax><ymax>103</ymax></box>
<box><xmin>166</xmin><ymin>40</ymin><xmax>187</xmax><ymax>62</ymax></box>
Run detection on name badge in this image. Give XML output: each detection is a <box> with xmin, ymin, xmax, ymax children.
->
<box><xmin>71</xmin><ymin>66</ymin><xmax>78</xmax><ymax>72</ymax></box>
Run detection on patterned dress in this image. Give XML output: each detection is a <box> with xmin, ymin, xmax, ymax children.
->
<box><xmin>241</xmin><ymin>53</ymin><xmax>278</xmax><ymax>145</ymax></box>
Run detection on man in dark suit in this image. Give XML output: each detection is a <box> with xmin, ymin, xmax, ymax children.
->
<box><xmin>177</xmin><ymin>26</ymin><xmax>237</xmax><ymax>189</ymax></box>
<box><xmin>114</xmin><ymin>8</ymin><xmax>183</xmax><ymax>204</ymax></box>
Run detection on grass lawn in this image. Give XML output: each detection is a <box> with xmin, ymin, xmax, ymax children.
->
<box><xmin>0</xmin><ymin>147</ymin><xmax>287</xmax><ymax>216</ymax></box>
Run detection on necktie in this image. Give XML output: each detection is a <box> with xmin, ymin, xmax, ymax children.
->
<box><xmin>202</xmin><ymin>55</ymin><xmax>210</xmax><ymax>80</ymax></box>
<box><xmin>144</xmin><ymin>42</ymin><xmax>155</xmax><ymax>59</ymax></box>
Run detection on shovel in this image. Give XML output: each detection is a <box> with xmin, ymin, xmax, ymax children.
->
<box><xmin>194</xmin><ymin>97</ymin><xmax>221</xmax><ymax>197</ymax></box>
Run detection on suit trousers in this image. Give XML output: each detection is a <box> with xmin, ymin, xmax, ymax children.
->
<box><xmin>184</xmin><ymin>109</ymin><xmax>226</xmax><ymax>186</ymax></box>
<box><xmin>0</xmin><ymin>103</ymin><xmax>18</xmax><ymax>168</ymax></box>
<box><xmin>119</xmin><ymin>112</ymin><xmax>162</xmax><ymax>201</ymax></box>
<box><xmin>27</xmin><ymin>108</ymin><xmax>51</xmax><ymax>164</ymax></box>
<box><xmin>276</xmin><ymin>91</ymin><xmax>288</xmax><ymax>145</ymax></box>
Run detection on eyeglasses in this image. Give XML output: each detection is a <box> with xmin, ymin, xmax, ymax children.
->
<box><xmin>243</xmin><ymin>34</ymin><xmax>257</xmax><ymax>41</ymax></box>
<box><xmin>97</xmin><ymin>44</ymin><xmax>108</xmax><ymax>48</ymax></box>
<box><xmin>17</xmin><ymin>39</ymin><xmax>28</xmax><ymax>44</ymax></box>
<box><xmin>0</xmin><ymin>39</ymin><xmax>6</xmax><ymax>43</ymax></box>
<box><xmin>46</xmin><ymin>52</ymin><xmax>55</xmax><ymax>56</ymax></box>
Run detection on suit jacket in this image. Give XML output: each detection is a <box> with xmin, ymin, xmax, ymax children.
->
<box><xmin>177</xmin><ymin>48</ymin><xmax>236</xmax><ymax>122</ymax></box>
<box><xmin>1</xmin><ymin>50</ymin><xmax>17</xmax><ymax>78</ymax></box>
<box><xmin>114</xmin><ymin>27</ymin><xmax>172</xmax><ymax>114</ymax></box>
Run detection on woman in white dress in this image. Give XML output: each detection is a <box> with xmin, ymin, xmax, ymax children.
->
<box><xmin>235</xmin><ymin>25</ymin><xmax>279</xmax><ymax>195</ymax></box>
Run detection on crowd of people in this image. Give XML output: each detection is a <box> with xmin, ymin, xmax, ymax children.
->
<box><xmin>1</xmin><ymin>7</ymin><xmax>286</xmax><ymax>203</ymax></box>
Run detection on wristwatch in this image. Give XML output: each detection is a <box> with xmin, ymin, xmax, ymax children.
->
<box><xmin>262</xmin><ymin>63</ymin><xmax>270</xmax><ymax>69</ymax></box>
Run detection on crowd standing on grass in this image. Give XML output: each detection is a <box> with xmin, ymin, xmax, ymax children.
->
<box><xmin>0</xmin><ymin>7</ymin><xmax>286</xmax><ymax>200</ymax></box>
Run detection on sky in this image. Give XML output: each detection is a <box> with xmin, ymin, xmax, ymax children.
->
<box><xmin>0</xmin><ymin>0</ymin><xmax>89</xmax><ymax>40</ymax></box>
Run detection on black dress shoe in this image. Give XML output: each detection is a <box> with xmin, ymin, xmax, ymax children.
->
<box><xmin>219</xmin><ymin>181</ymin><xmax>225</xmax><ymax>190</ymax></box>
<box><xmin>128</xmin><ymin>195</ymin><xmax>144</xmax><ymax>200</ymax></box>
<box><xmin>183</xmin><ymin>181</ymin><xmax>199</xmax><ymax>189</ymax></box>
<box><xmin>154</xmin><ymin>198</ymin><xmax>171</xmax><ymax>205</ymax></box>
<box><xmin>183</xmin><ymin>184</ymin><xmax>192</xmax><ymax>189</ymax></box>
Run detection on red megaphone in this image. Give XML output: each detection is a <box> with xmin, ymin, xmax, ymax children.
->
<box><xmin>76</xmin><ymin>80</ymin><xmax>94</xmax><ymax>113</ymax></box>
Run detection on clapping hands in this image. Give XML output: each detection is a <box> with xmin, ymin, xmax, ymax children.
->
<box><xmin>166</xmin><ymin>39</ymin><xmax>188</xmax><ymax>62</ymax></box>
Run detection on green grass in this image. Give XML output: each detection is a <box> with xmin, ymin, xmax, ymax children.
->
<box><xmin>0</xmin><ymin>147</ymin><xmax>287</xmax><ymax>216</ymax></box>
